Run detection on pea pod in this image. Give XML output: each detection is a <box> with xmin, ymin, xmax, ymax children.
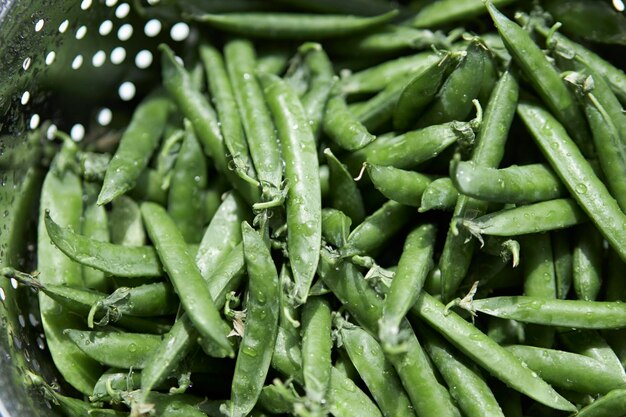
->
<box><xmin>258</xmin><ymin>73</ymin><xmax>321</xmax><ymax>304</ymax></box>
<box><xmin>572</xmin><ymin>223</ymin><xmax>604</xmax><ymax>301</ymax></box>
<box><xmin>459</xmin><ymin>198</ymin><xmax>588</xmax><ymax>238</ymax></box>
<box><xmin>469</xmin><ymin>296</ymin><xmax>626</xmax><ymax>329</ymax></box>
<box><xmin>323</xmin><ymin>94</ymin><xmax>376</xmax><ymax>151</ymax></box>
<box><xmin>109</xmin><ymin>195</ymin><xmax>145</xmax><ymax>246</ymax></box>
<box><xmin>224</xmin><ymin>39</ymin><xmax>282</xmax><ymax>194</ymax></box>
<box><xmin>486</xmin><ymin>2</ymin><xmax>594</xmax><ymax>157</ymax></box>
<box><xmin>346</xmin><ymin>119</ymin><xmax>477</xmax><ymax>171</ymax></box>
<box><xmin>298</xmin><ymin>43</ymin><xmax>335</xmax><ymax>140</ymax></box>
<box><xmin>552</xmin><ymin>230</ymin><xmax>573</xmax><ymax>299</ymax></box>
<box><xmin>521</xmin><ymin>233</ymin><xmax>557</xmax><ymax>348</ymax></box>
<box><xmin>410</xmin><ymin>294</ymin><xmax>576</xmax><ymax>412</ymax></box>
<box><xmin>505</xmin><ymin>345</ymin><xmax>626</xmax><ymax>394</ymax></box>
<box><xmin>168</xmin><ymin>120</ymin><xmax>208</xmax><ymax>244</ymax></box>
<box><xmin>65</xmin><ymin>330</ymin><xmax>160</xmax><ymax>369</ymax></box>
<box><xmin>558</xmin><ymin>329</ymin><xmax>626</xmax><ymax>379</ymax></box>
<box><xmin>37</xmin><ymin>158</ymin><xmax>102</xmax><ymax>395</ymax></box>
<box><xmin>409</xmin><ymin>0</ymin><xmax>518</xmax><ymax>28</ymax></box>
<box><xmin>576</xmin><ymin>389</ymin><xmax>626</xmax><ymax>417</ymax></box>
<box><xmin>45</xmin><ymin>212</ymin><xmax>164</xmax><ymax>278</ymax></box>
<box><xmin>517</xmin><ymin>101</ymin><xmax>626</xmax><ymax>262</ymax></box>
<box><xmin>339</xmin><ymin>321</ymin><xmax>416</xmax><ymax>417</ymax></box>
<box><xmin>192</xmin><ymin>10</ymin><xmax>398</xmax><ymax>40</ymax></box>
<box><xmin>82</xmin><ymin>183</ymin><xmax>110</xmax><ymax>292</ymax></box>
<box><xmin>340</xmin><ymin>51</ymin><xmax>441</xmax><ymax>95</ymax></box>
<box><xmin>141</xmin><ymin>202</ymin><xmax>233</xmax><ymax>357</ymax></box>
<box><xmin>229</xmin><ymin>222</ymin><xmax>280</xmax><ymax>417</ymax></box>
<box><xmin>97</xmin><ymin>91</ymin><xmax>171</xmax><ymax>205</ymax></box>
<box><xmin>368</xmin><ymin>164</ymin><xmax>433</xmax><ymax>207</ymax></box>
<box><xmin>380</xmin><ymin>224</ymin><xmax>436</xmax><ymax>348</ymax></box>
<box><xmin>450</xmin><ymin>161</ymin><xmax>566</xmax><ymax>204</ymax></box>
<box><xmin>301</xmin><ymin>297</ymin><xmax>332</xmax><ymax>406</ymax></box>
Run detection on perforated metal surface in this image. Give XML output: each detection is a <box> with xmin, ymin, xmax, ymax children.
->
<box><xmin>0</xmin><ymin>1</ymin><xmax>194</xmax><ymax>415</ymax></box>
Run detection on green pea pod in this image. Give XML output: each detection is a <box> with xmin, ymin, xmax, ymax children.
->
<box><xmin>1</xmin><ymin>268</ymin><xmax>170</xmax><ymax>335</ymax></box>
<box><xmin>326</xmin><ymin>25</ymin><xmax>451</xmax><ymax>57</ymax></box>
<box><xmin>45</xmin><ymin>212</ymin><xmax>163</xmax><ymax>278</ymax></box>
<box><xmin>301</xmin><ymin>297</ymin><xmax>332</xmax><ymax>405</ymax></box>
<box><xmin>347</xmin><ymin>119</ymin><xmax>476</xmax><ymax>171</ymax></box>
<box><xmin>521</xmin><ymin>233</ymin><xmax>557</xmax><ymax>348</ymax></box>
<box><xmin>82</xmin><ymin>183</ymin><xmax>110</xmax><ymax>292</ymax></box>
<box><xmin>409</xmin><ymin>0</ymin><xmax>517</xmax><ymax>28</ymax></box>
<box><xmin>168</xmin><ymin>120</ymin><xmax>208</xmax><ymax>244</ymax></box>
<box><xmin>200</xmin><ymin>42</ymin><xmax>254</xmax><ymax>181</ymax></box>
<box><xmin>341</xmin><ymin>200</ymin><xmax>413</xmax><ymax>258</ymax></box>
<box><xmin>339</xmin><ymin>322</ymin><xmax>416</xmax><ymax>417</ymax></box>
<box><xmin>340</xmin><ymin>50</ymin><xmax>441</xmax><ymax>95</ymax></box>
<box><xmin>470</xmin><ymin>296</ymin><xmax>626</xmax><ymax>329</ymax></box>
<box><xmin>97</xmin><ymin>91</ymin><xmax>171</xmax><ymax>205</ymax></box>
<box><xmin>459</xmin><ymin>198</ymin><xmax>588</xmax><ymax>238</ymax></box>
<box><xmin>576</xmin><ymin>388</ymin><xmax>626</xmax><ymax>417</ymax></box>
<box><xmin>225</xmin><ymin>39</ymin><xmax>282</xmax><ymax>193</ymax></box>
<box><xmin>270</xmin><ymin>0</ymin><xmax>393</xmax><ymax>15</ymax></box>
<box><xmin>451</xmin><ymin>161</ymin><xmax>566</xmax><ymax>204</ymax></box>
<box><xmin>37</xmin><ymin>160</ymin><xmax>102</xmax><ymax>394</ymax></box>
<box><xmin>230</xmin><ymin>222</ymin><xmax>280</xmax><ymax>417</ymax></box>
<box><xmin>416</xmin><ymin>40</ymin><xmax>486</xmax><ymax>128</ymax></box>
<box><xmin>327</xmin><ymin>367</ymin><xmax>383</xmax><ymax>417</ymax></box>
<box><xmin>518</xmin><ymin>101</ymin><xmax>626</xmax><ymax>262</ymax></box>
<box><xmin>324</xmin><ymin>148</ymin><xmax>366</xmax><ymax>224</ymax></box>
<box><xmin>196</xmin><ymin>191</ymin><xmax>249</xmax><ymax>281</ymax></box>
<box><xmin>486</xmin><ymin>2</ymin><xmax>594</xmax><ymax>157</ymax></box>
<box><xmin>380</xmin><ymin>224</ymin><xmax>436</xmax><ymax>347</ymax></box>
<box><xmin>419</xmin><ymin>177</ymin><xmax>459</xmax><ymax>212</ymax></box>
<box><xmin>552</xmin><ymin>230</ymin><xmax>573</xmax><ymax>299</ymax></box>
<box><xmin>558</xmin><ymin>329</ymin><xmax>626</xmax><ymax>379</ymax></box>
<box><xmin>582</xmin><ymin>86</ymin><xmax>626</xmax><ymax>211</ymax></box>
<box><xmin>368</xmin><ymin>164</ymin><xmax>432</xmax><ymax>207</ymax></box>
<box><xmin>298</xmin><ymin>43</ymin><xmax>335</xmax><ymax>140</ymax></box>
<box><xmin>573</xmin><ymin>223</ymin><xmax>604</xmax><ymax>301</ymax></box>
<box><xmin>505</xmin><ymin>345</ymin><xmax>626</xmax><ymax>394</ymax></box>
<box><xmin>393</xmin><ymin>52</ymin><xmax>460</xmax><ymax>131</ymax></box>
<box><xmin>191</xmin><ymin>10</ymin><xmax>398</xmax><ymax>40</ymax></box>
<box><xmin>65</xmin><ymin>330</ymin><xmax>161</xmax><ymax>369</ymax></box>
<box><xmin>419</xmin><ymin>325</ymin><xmax>505</xmax><ymax>417</ymax></box>
<box><xmin>544</xmin><ymin>0</ymin><xmax>626</xmax><ymax>46</ymax></box>
<box><xmin>141</xmin><ymin>242</ymin><xmax>246</xmax><ymax>394</ymax></box>
<box><xmin>411</xmin><ymin>294</ymin><xmax>577</xmax><ymax>412</ymax></box>
<box><xmin>323</xmin><ymin>94</ymin><xmax>376</xmax><ymax>151</ymax></box>
<box><xmin>141</xmin><ymin>202</ymin><xmax>233</xmax><ymax>357</ymax></box>
<box><xmin>258</xmin><ymin>73</ymin><xmax>321</xmax><ymax>304</ymax></box>
<box><xmin>109</xmin><ymin>195</ymin><xmax>145</xmax><ymax>246</ymax></box>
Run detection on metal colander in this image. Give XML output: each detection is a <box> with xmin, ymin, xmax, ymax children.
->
<box><xmin>0</xmin><ymin>1</ymin><xmax>194</xmax><ymax>414</ymax></box>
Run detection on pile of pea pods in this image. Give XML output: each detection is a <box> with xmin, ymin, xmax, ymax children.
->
<box><xmin>6</xmin><ymin>0</ymin><xmax>626</xmax><ymax>416</ymax></box>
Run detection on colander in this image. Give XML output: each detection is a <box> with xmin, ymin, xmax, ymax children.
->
<box><xmin>0</xmin><ymin>1</ymin><xmax>195</xmax><ymax>414</ymax></box>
